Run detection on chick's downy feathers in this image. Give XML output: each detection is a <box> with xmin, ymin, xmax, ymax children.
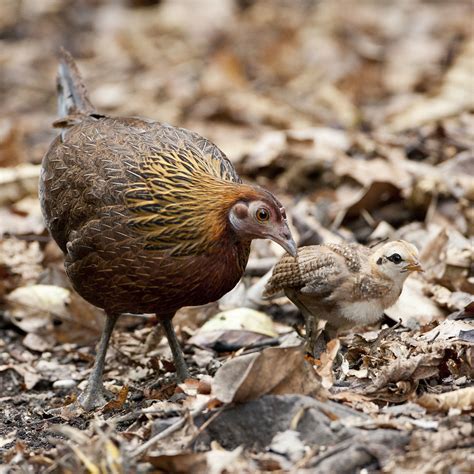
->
<box><xmin>264</xmin><ymin>240</ymin><xmax>422</xmax><ymax>335</ymax></box>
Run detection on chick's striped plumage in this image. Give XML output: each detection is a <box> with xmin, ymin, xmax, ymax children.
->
<box><xmin>263</xmin><ymin>243</ymin><xmax>368</xmax><ymax>298</ymax></box>
<box><xmin>40</xmin><ymin>116</ymin><xmax>253</xmax><ymax>316</ymax></box>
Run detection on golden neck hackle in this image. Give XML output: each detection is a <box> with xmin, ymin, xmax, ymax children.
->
<box><xmin>124</xmin><ymin>147</ymin><xmax>257</xmax><ymax>256</ymax></box>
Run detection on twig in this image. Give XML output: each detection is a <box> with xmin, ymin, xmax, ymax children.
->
<box><xmin>185</xmin><ymin>404</ymin><xmax>226</xmax><ymax>448</ymax></box>
<box><xmin>212</xmin><ymin>336</ymin><xmax>282</xmax><ymax>353</ymax></box>
<box><xmin>369</xmin><ymin>237</ymin><xmax>389</xmax><ymax>248</ymax></box>
<box><xmin>131</xmin><ymin>399</ymin><xmax>209</xmax><ymax>458</ymax></box>
<box><xmin>369</xmin><ymin>319</ymin><xmax>402</xmax><ymax>356</ymax></box>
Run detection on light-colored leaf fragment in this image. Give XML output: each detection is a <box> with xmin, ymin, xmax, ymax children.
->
<box><xmin>315</xmin><ymin>339</ymin><xmax>341</xmax><ymax>389</ymax></box>
<box><xmin>199</xmin><ymin>308</ymin><xmax>278</xmax><ymax>337</ymax></box>
<box><xmin>416</xmin><ymin>387</ymin><xmax>474</xmax><ymax>412</ymax></box>
<box><xmin>5</xmin><ymin>285</ymin><xmax>70</xmax><ymax>333</ymax></box>
<box><xmin>0</xmin><ymin>164</ymin><xmax>41</xmax><ymax>206</ymax></box>
<box><xmin>419</xmin><ymin>319</ymin><xmax>474</xmax><ymax>342</ymax></box>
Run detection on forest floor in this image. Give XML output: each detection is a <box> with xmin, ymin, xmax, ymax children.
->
<box><xmin>0</xmin><ymin>1</ymin><xmax>473</xmax><ymax>472</ymax></box>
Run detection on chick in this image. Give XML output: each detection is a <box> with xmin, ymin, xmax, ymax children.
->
<box><xmin>264</xmin><ymin>241</ymin><xmax>423</xmax><ymax>356</ymax></box>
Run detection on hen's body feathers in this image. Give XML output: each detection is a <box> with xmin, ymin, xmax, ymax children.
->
<box><xmin>41</xmin><ymin>116</ymin><xmax>250</xmax><ymax>316</ymax></box>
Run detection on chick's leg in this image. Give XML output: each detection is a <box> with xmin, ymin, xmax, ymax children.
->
<box><xmin>161</xmin><ymin>316</ymin><xmax>189</xmax><ymax>382</ymax></box>
<box><xmin>303</xmin><ymin>312</ymin><xmax>326</xmax><ymax>358</ymax></box>
<box><xmin>78</xmin><ymin>312</ymin><xmax>119</xmax><ymax>410</ymax></box>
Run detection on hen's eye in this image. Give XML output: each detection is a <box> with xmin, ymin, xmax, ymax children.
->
<box><xmin>387</xmin><ymin>253</ymin><xmax>403</xmax><ymax>264</ymax></box>
<box><xmin>256</xmin><ymin>208</ymin><xmax>270</xmax><ymax>222</ymax></box>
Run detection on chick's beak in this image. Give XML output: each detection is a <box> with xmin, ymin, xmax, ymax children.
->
<box><xmin>271</xmin><ymin>222</ymin><xmax>298</xmax><ymax>257</ymax></box>
<box><xmin>404</xmin><ymin>260</ymin><xmax>424</xmax><ymax>273</ymax></box>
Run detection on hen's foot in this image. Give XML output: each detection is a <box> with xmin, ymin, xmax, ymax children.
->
<box><xmin>77</xmin><ymin>386</ymin><xmax>108</xmax><ymax>411</ymax></box>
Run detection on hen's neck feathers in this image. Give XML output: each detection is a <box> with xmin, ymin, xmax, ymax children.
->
<box><xmin>124</xmin><ymin>148</ymin><xmax>258</xmax><ymax>256</ymax></box>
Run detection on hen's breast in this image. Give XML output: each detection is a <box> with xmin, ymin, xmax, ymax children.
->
<box><xmin>65</xmin><ymin>224</ymin><xmax>250</xmax><ymax>315</ymax></box>
<box><xmin>40</xmin><ymin>116</ymin><xmax>249</xmax><ymax>315</ymax></box>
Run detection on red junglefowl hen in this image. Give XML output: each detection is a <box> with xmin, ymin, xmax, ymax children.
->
<box><xmin>39</xmin><ymin>50</ymin><xmax>296</xmax><ymax>410</ymax></box>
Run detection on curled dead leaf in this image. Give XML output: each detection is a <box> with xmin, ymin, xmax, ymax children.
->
<box><xmin>5</xmin><ymin>284</ymin><xmax>104</xmax><ymax>344</ymax></box>
<box><xmin>364</xmin><ymin>353</ymin><xmax>442</xmax><ymax>401</ymax></box>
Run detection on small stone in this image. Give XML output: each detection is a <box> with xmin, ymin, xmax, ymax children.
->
<box><xmin>197</xmin><ymin>378</ymin><xmax>212</xmax><ymax>395</ymax></box>
<box><xmin>53</xmin><ymin>379</ymin><xmax>77</xmax><ymax>389</ymax></box>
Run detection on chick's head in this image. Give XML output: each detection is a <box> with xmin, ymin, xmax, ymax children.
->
<box><xmin>372</xmin><ymin>240</ymin><xmax>423</xmax><ymax>284</ymax></box>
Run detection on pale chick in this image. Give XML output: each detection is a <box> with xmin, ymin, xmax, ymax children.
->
<box><xmin>264</xmin><ymin>240</ymin><xmax>423</xmax><ymax>356</ymax></box>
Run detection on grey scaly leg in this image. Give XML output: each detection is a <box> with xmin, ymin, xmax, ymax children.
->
<box><xmin>161</xmin><ymin>316</ymin><xmax>189</xmax><ymax>382</ymax></box>
<box><xmin>78</xmin><ymin>312</ymin><xmax>119</xmax><ymax>410</ymax></box>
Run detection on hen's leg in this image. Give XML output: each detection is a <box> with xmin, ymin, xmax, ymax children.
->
<box><xmin>78</xmin><ymin>312</ymin><xmax>119</xmax><ymax>410</ymax></box>
<box><xmin>161</xmin><ymin>316</ymin><xmax>189</xmax><ymax>382</ymax></box>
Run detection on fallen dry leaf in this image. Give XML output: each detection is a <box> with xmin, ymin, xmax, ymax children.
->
<box><xmin>364</xmin><ymin>353</ymin><xmax>442</xmax><ymax>401</ymax></box>
<box><xmin>5</xmin><ymin>284</ymin><xmax>70</xmax><ymax>333</ymax></box>
<box><xmin>416</xmin><ymin>387</ymin><xmax>474</xmax><ymax>412</ymax></box>
<box><xmin>0</xmin><ymin>164</ymin><xmax>40</xmax><ymax>206</ymax></box>
<box><xmin>1</xmin><ymin>1</ymin><xmax>473</xmax><ymax>472</ymax></box>
<box><xmin>212</xmin><ymin>345</ymin><xmax>320</xmax><ymax>404</ymax></box>
<box><xmin>387</xmin><ymin>39</ymin><xmax>474</xmax><ymax>132</ymax></box>
<box><xmin>315</xmin><ymin>338</ymin><xmax>341</xmax><ymax>389</ymax></box>
<box><xmin>5</xmin><ymin>284</ymin><xmax>104</xmax><ymax>345</ymax></box>
<box><xmin>188</xmin><ymin>307</ymin><xmax>278</xmax><ymax>351</ymax></box>
<box><xmin>103</xmin><ymin>385</ymin><xmax>129</xmax><ymax>412</ymax></box>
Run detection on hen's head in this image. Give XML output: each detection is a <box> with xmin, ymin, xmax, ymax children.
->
<box><xmin>228</xmin><ymin>188</ymin><xmax>297</xmax><ymax>257</ymax></box>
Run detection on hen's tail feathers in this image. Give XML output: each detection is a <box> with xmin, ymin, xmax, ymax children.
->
<box><xmin>56</xmin><ymin>48</ymin><xmax>95</xmax><ymax>120</ymax></box>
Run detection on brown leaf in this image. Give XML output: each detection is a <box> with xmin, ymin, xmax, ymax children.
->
<box><xmin>146</xmin><ymin>447</ymin><xmax>244</xmax><ymax>474</ymax></box>
<box><xmin>103</xmin><ymin>385</ymin><xmax>129</xmax><ymax>412</ymax></box>
<box><xmin>212</xmin><ymin>345</ymin><xmax>320</xmax><ymax>404</ymax></box>
<box><xmin>315</xmin><ymin>339</ymin><xmax>340</xmax><ymax>389</ymax></box>
<box><xmin>364</xmin><ymin>353</ymin><xmax>442</xmax><ymax>399</ymax></box>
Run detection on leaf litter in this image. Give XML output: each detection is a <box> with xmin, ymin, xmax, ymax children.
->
<box><xmin>0</xmin><ymin>0</ymin><xmax>473</xmax><ymax>472</ymax></box>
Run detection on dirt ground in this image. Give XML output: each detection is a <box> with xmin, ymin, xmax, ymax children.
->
<box><xmin>0</xmin><ymin>0</ymin><xmax>473</xmax><ymax>472</ymax></box>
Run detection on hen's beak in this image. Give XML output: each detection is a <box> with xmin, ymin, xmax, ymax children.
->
<box><xmin>271</xmin><ymin>222</ymin><xmax>298</xmax><ymax>257</ymax></box>
<box><xmin>404</xmin><ymin>260</ymin><xmax>424</xmax><ymax>273</ymax></box>
<box><xmin>281</xmin><ymin>236</ymin><xmax>298</xmax><ymax>258</ymax></box>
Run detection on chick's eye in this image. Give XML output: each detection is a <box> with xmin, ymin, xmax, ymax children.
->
<box><xmin>256</xmin><ymin>208</ymin><xmax>270</xmax><ymax>222</ymax></box>
<box><xmin>387</xmin><ymin>253</ymin><xmax>402</xmax><ymax>264</ymax></box>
